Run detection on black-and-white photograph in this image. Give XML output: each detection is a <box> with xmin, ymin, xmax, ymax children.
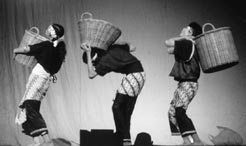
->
<box><xmin>0</xmin><ymin>0</ymin><xmax>245</xmax><ymax>145</ymax></box>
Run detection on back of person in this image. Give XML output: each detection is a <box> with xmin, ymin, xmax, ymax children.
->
<box><xmin>28</xmin><ymin>40</ymin><xmax>66</xmax><ymax>75</ymax></box>
<box><xmin>95</xmin><ymin>44</ymin><xmax>144</xmax><ymax>75</ymax></box>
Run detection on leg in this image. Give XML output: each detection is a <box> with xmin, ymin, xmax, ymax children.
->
<box><xmin>168</xmin><ymin>104</ymin><xmax>180</xmax><ymax>136</ymax></box>
<box><xmin>182</xmin><ymin>135</ymin><xmax>192</xmax><ymax>145</ymax></box>
<box><xmin>169</xmin><ymin>106</ymin><xmax>193</xmax><ymax>145</ymax></box>
<box><xmin>41</xmin><ymin>133</ymin><xmax>50</xmax><ymax>142</ymax></box>
<box><xmin>191</xmin><ymin>133</ymin><xmax>203</xmax><ymax>145</ymax></box>
<box><xmin>124</xmin><ymin>96</ymin><xmax>137</xmax><ymax>138</ymax></box>
<box><xmin>33</xmin><ymin>136</ymin><xmax>41</xmax><ymax>146</ymax></box>
<box><xmin>175</xmin><ymin>107</ymin><xmax>194</xmax><ymax>145</ymax></box>
<box><xmin>175</xmin><ymin>107</ymin><xmax>196</xmax><ymax>136</ymax></box>
<box><xmin>170</xmin><ymin>82</ymin><xmax>199</xmax><ymax>144</ymax></box>
<box><xmin>112</xmin><ymin>93</ymin><xmax>127</xmax><ymax>139</ymax></box>
<box><xmin>22</xmin><ymin>100</ymin><xmax>49</xmax><ymax>140</ymax></box>
<box><xmin>115</xmin><ymin>72</ymin><xmax>145</xmax><ymax>145</ymax></box>
<box><xmin>123</xmin><ymin>95</ymin><xmax>137</xmax><ymax>145</ymax></box>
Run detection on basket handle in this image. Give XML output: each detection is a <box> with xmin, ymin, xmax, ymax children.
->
<box><xmin>29</xmin><ymin>27</ymin><xmax>39</xmax><ymax>34</ymax></box>
<box><xmin>81</xmin><ymin>12</ymin><xmax>93</xmax><ymax>21</ymax></box>
<box><xmin>202</xmin><ymin>23</ymin><xmax>215</xmax><ymax>33</ymax></box>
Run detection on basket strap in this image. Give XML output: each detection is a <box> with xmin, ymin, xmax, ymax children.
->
<box><xmin>186</xmin><ymin>42</ymin><xmax>195</xmax><ymax>62</ymax></box>
<box><xmin>81</xmin><ymin>12</ymin><xmax>93</xmax><ymax>21</ymax></box>
<box><xmin>29</xmin><ymin>27</ymin><xmax>39</xmax><ymax>34</ymax></box>
<box><xmin>202</xmin><ymin>23</ymin><xmax>215</xmax><ymax>33</ymax></box>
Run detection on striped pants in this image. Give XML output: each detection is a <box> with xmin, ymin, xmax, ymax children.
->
<box><xmin>113</xmin><ymin>72</ymin><xmax>146</xmax><ymax>139</ymax></box>
<box><xmin>17</xmin><ymin>72</ymin><xmax>51</xmax><ymax>137</ymax></box>
<box><xmin>168</xmin><ymin>81</ymin><xmax>198</xmax><ymax>137</ymax></box>
<box><xmin>117</xmin><ymin>72</ymin><xmax>146</xmax><ymax>97</ymax></box>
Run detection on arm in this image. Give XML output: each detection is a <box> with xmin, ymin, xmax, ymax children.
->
<box><xmin>129</xmin><ymin>43</ymin><xmax>136</xmax><ymax>52</ymax></box>
<box><xmin>13</xmin><ymin>46</ymin><xmax>30</xmax><ymax>59</ymax></box>
<box><xmin>165</xmin><ymin>36</ymin><xmax>194</xmax><ymax>54</ymax></box>
<box><xmin>81</xmin><ymin>43</ymin><xmax>98</xmax><ymax>79</ymax></box>
<box><xmin>165</xmin><ymin>36</ymin><xmax>185</xmax><ymax>54</ymax></box>
<box><xmin>86</xmin><ymin>51</ymin><xmax>98</xmax><ymax>79</ymax></box>
<box><xmin>172</xmin><ymin>39</ymin><xmax>195</xmax><ymax>62</ymax></box>
<box><xmin>13</xmin><ymin>41</ymin><xmax>47</xmax><ymax>59</ymax></box>
<box><xmin>13</xmin><ymin>46</ymin><xmax>30</xmax><ymax>54</ymax></box>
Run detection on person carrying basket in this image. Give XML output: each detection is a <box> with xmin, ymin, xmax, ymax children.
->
<box><xmin>13</xmin><ymin>23</ymin><xmax>66</xmax><ymax>146</ymax></box>
<box><xmin>165</xmin><ymin>22</ymin><xmax>204</xmax><ymax>145</ymax></box>
<box><xmin>81</xmin><ymin>41</ymin><xmax>146</xmax><ymax>146</ymax></box>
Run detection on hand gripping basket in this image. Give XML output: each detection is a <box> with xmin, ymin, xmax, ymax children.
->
<box><xmin>78</xmin><ymin>12</ymin><xmax>121</xmax><ymax>50</ymax></box>
<box><xmin>15</xmin><ymin>27</ymin><xmax>48</xmax><ymax>68</ymax></box>
<box><xmin>194</xmin><ymin>23</ymin><xmax>239</xmax><ymax>73</ymax></box>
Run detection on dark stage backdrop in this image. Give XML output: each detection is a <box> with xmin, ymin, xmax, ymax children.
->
<box><xmin>0</xmin><ymin>0</ymin><xmax>245</xmax><ymax>145</ymax></box>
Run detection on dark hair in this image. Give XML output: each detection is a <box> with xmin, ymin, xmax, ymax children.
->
<box><xmin>188</xmin><ymin>22</ymin><xmax>202</xmax><ymax>37</ymax></box>
<box><xmin>82</xmin><ymin>47</ymin><xmax>106</xmax><ymax>65</ymax></box>
<box><xmin>52</xmin><ymin>23</ymin><xmax>64</xmax><ymax>39</ymax></box>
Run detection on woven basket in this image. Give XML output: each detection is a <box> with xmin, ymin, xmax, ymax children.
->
<box><xmin>78</xmin><ymin>12</ymin><xmax>121</xmax><ymax>50</ymax></box>
<box><xmin>194</xmin><ymin>23</ymin><xmax>239</xmax><ymax>73</ymax></box>
<box><xmin>15</xmin><ymin>27</ymin><xmax>48</xmax><ymax>68</ymax></box>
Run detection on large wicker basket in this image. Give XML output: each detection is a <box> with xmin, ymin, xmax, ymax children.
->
<box><xmin>15</xmin><ymin>27</ymin><xmax>48</xmax><ymax>68</ymax></box>
<box><xmin>194</xmin><ymin>23</ymin><xmax>239</xmax><ymax>73</ymax></box>
<box><xmin>78</xmin><ymin>12</ymin><xmax>121</xmax><ymax>50</ymax></box>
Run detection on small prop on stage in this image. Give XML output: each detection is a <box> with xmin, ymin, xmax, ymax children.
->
<box><xmin>134</xmin><ymin>132</ymin><xmax>153</xmax><ymax>146</ymax></box>
<box><xmin>14</xmin><ymin>27</ymin><xmax>48</xmax><ymax>68</ymax></box>
<box><xmin>209</xmin><ymin>126</ymin><xmax>243</xmax><ymax>145</ymax></box>
<box><xmin>40</xmin><ymin>138</ymin><xmax>73</xmax><ymax>146</ymax></box>
<box><xmin>194</xmin><ymin>23</ymin><xmax>239</xmax><ymax>73</ymax></box>
<box><xmin>78</xmin><ymin>12</ymin><xmax>121</xmax><ymax>51</ymax></box>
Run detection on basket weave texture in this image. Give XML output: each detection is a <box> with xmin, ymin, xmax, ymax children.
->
<box><xmin>15</xmin><ymin>27</ymin><xmax>47</xmax><ymax>68</ymax></box>
<box><xmin>195</xmin><ymin>23</ymin><xmax>239</xmax><ymax>73</ymax></box>
<box><xmin>78</xmin><ymin>12</ymin><xmax>121</xmax><ymax>50</ymax></box>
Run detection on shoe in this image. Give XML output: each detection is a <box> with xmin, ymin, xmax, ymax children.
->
<box><xmin>123</xmin><ymin>139</ymin><xmax>132</xmax><ymax>146</ymax></box>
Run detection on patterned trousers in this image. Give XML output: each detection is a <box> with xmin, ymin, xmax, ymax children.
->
<box><xmin>117</xmin><ymin>72</ymin><xmax>146</xmax><ymax>97</ymax></box>
<box><xmin>113</xmin><ymin>72</ymin><xmax>146</xmax><ymax>139</ymax></box>
<box><xmin>17</xmin><ymin>72</ymin><xmax>51</xmax><ymax>137</ymax></box>
<box><xmin>168</xmin><ymin>81</ymin><xmax>198</xmax><ymax>137</ymax></box>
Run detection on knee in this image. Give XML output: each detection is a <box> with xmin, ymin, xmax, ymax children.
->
<box><xmin>112</xmin><ymin>93</ymin><xmax>125</xmax><ymax>112</ymax></box>
<box><xmin>168</xmin><ymin>106</ymin><xmax>174</xmax><ymax>116</ymax></box>
<box><xmin>175</xmin><ymin>107</ymin><xmax>185</xmax><ymax>119</ymax></box>
<box><xmin>112</xmin><ymin>101</ymin><xmax>120</xmax><ymax>113</ymax></box>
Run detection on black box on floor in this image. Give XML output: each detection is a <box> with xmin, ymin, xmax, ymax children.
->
<box><xmin>80</xmin><ymin>129</ymin><xmax>122</xmax><ymax>146</ymax></box>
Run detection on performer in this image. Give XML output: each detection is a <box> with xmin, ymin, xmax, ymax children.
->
<box><xmin>165</xmin><ymin>22</ymin><xmax>204</xmax><ymax>145</ymax></box>
<box><xmin>81</xmin><ymin>42</ymin><xmax>146</xmax><ymax>146</ymax></box>
<box><xmin>13</xmin><ymin>23</ymin><xmax>66</xmax><ymax>146</ymax></box>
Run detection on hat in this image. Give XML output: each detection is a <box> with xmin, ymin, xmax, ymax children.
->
<box><xmin>188</xmin><ymin>22</ymin><xmax>202</xmax><ymax>37</ymax></box>
<box><xmin>52</xmin><ymin>23</ymin><xmax>64</xmax><ymax>38</ymax></box>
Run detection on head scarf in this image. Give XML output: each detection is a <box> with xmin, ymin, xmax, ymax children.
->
<box><xmin>188</xmin><ymin>22</ymin><xmax>202</xmax><ymax>37</ymax></box>
<box><xmin>52</xmin><ymin>23</ymin><xmax>64</xmax><ymax>39</ymax></box>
